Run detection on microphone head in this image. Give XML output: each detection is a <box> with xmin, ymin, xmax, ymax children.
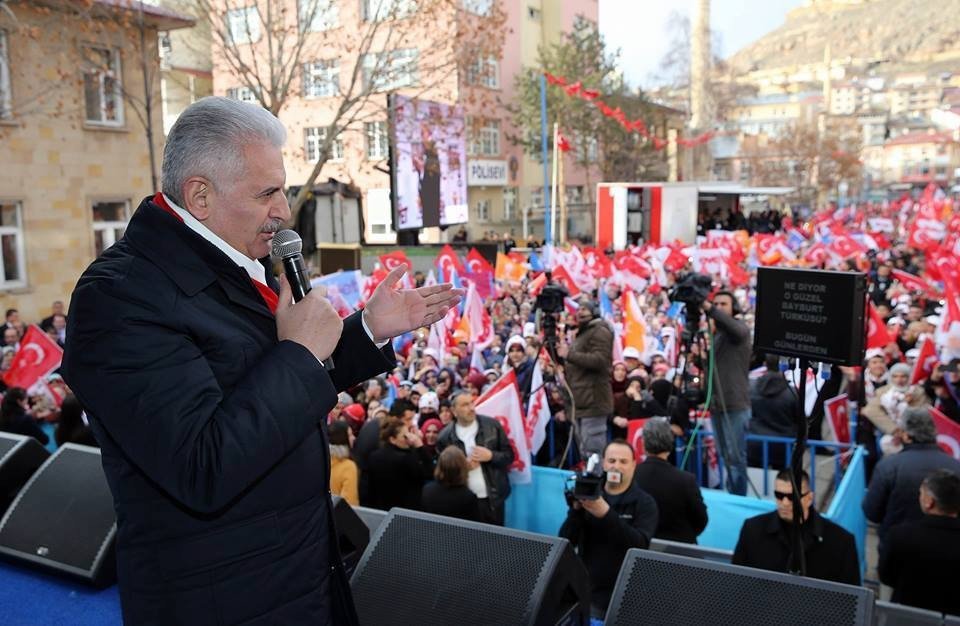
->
<box><xmin>271</xmin><ymin>229</ymin><xmax>302</xmax><ymax>259</ymax></box>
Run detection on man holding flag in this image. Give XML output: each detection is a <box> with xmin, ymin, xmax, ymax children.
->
<box><xmin>436</xmin><ymin>389</ymin><xmax>515</xmax><ymax>525</ymax></box>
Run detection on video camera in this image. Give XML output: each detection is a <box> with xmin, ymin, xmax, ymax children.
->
<box><xmin>535</xmin><ymin>272</ymin><xmax>569</xmax><ymax>361</ymax></box>
<box><xmin>669</xmin><ymin>272</ymin><xmax>713</xmax><ymax>344</ymax></box>
<box><xmin>564</xmin><ymin>454</ymin><xmax>607</xmax><ymax>503</ymax></box>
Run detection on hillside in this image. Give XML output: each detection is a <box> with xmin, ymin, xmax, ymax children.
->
<box><xmin>727</xmin><ymin>0</ymin><xmax>960</xmax><ymax>73</ymax></box>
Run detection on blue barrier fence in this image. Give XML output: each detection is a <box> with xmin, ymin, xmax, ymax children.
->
<box><xmin>682</xmin><ymin>430</ymin><xmax>854</xmax><ymax>497</ymax></box>
<box><xmin>506</xmin><ymin>443</ymin><xmax>867</xmax><ymax>574</ymax></box>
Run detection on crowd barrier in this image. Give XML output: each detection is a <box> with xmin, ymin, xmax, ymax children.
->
<box><xmin>505</xmin><ymin>444</ymin><xmax>867</xmax><ymax>574</ymax></box>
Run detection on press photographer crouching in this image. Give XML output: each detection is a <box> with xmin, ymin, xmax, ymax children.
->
<box><xmin>559</xmin><ymin>440</ymin><xmax>658</xmax><ymax>618</ymax></box>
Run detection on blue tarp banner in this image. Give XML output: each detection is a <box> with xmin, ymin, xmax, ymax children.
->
<box><xmin>506</xmin><ymin>448</ymin><xmax>866</xmax><ymax>570</ymax></box>
<box><xmin>824</xmin><ymin>446</ymin><xmax>867</xmax><ymax>575</ymax></box>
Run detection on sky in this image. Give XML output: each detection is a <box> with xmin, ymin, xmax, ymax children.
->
<box><xmin>599</xmin><ymin>0</ymin><xmax>804</xmax><ymax>88</ymax></box>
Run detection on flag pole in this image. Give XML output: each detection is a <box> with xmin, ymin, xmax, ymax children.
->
<box><xmin>539</xmin><ymin>74</ymin><xmax>552</xmax><ymax>245</ymax></box>
<box><xmin>558</xmin><ymin>139</ymin><xmax>567</xmax><ymax>244</ymax></box>
<box><xmin>551</xmin><ymin>123</ymin><xmax>559</xmax><ymax>246</ymax></box>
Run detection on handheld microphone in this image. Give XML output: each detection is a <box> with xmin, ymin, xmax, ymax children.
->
<box><xmin>271</xmin><ymin>229</ymin><xmax>334</xmax><ymax>370</ymax></box>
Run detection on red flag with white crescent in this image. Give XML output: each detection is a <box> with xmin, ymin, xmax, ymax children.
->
<box><xmin>466</xmin><ymin>248</ymin><xmax>494</xmax><ymax>275</ymax></box>
<box><xmin>3</xmin><ymin>325</ymin><xmax>63</xmax><ymax>390</ymax></box>
<box><xmin>911</xmin><ymin>338</ymin><xmax>938</xmax><ymax>385</ymax></box>
<box><xmin>823</xmin><ymin>394</ymin><xmax>851</xmax><ymax>444</ymax></box>
<box><xmin>435</xmin><ymin>244</ymin><xmax>464</xmax><ymax>283</ymax></box>
<box><xmin>475</xmin><ymin>369</ymin><xmax>531</xmax><ymax>483</ymax></box>
<box><xmin>931</xmin><ymin>406</ymin><xmax>960</xmax><ymax>460</ymax></box>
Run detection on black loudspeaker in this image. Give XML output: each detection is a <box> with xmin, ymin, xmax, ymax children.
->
<box><xmin>330</xmin><ymin>495</ymin><xmax>370</xmax><ymax>577</ymax></box>
<box><xmin>605</xmin><ymin>549</ymin><xmax>874</xmax><ymax>626</ymax></box>
<box><xmin>353</xmin><ymin>504</ymin><xmax>388</xmax><ymax>536</ymax></box>
<box><xmin>351</xmin><ymin>508</ymin><xmax>590</xmax><ymax>626</ymax></box>
<box><xmin>0</xmin><ymin>432</ymin><xmax>50</xmax><ymax>514</ymax></box>
<box><xmin>0</xmin><ymin>443</ymin><xmax>116</xmax><ymax>587</ymax></box>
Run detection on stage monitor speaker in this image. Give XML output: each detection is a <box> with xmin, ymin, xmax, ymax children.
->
<box><xmin>874</xmin><ymin>600</ymin><xmax>943</xmax><ymax>626</ymax></box>
<box><xmin>330</xmin><ymin>495</ymin><xmax>370</xmax><ymax>577</ymax></box>
<box><xmin>351</xmin><ymin>508</ymin><xmax>590</xmax><ymax>626</ymax></box>
<box><xmin>0</xmin><ymin>443</ymin><xmax>116</xmax><ymax>587</ymax></box>
<box><xmin>353</xmin><ymin>505</ymin><xmax>387</xmax><ymax>536</ymax></box>
<box><xmin>0</xmin><ymin>432</ymin><xmax>50</xmax><ymax>515</ymax></box>
<box><xmin>605</xmin><ymin>549</ymin><xmax>873</xmax><ymax>626</ymax></box>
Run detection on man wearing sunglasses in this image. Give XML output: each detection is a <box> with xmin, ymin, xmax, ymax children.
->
<box><xmin>732</xmin><ymin>469</ymin><xmax>860</xmax><ymax>585</ymax></box>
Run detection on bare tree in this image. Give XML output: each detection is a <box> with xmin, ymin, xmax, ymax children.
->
<box><xmin>739</xmin><ymin>120</ymin><xmax>862</xmax><ymax>206</ymax></box>
<box><xmin>194</xmin><ymin>0</ymin><xmax>506</xmax><ymax>214</ymax></box>
<box><xmin>1</xmin><ymin>0</ymin><xmax>172</xmax><ymax>189</ymax></box>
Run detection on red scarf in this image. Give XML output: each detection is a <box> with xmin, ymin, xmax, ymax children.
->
<box><xmin>152</xmin><ymin>192</ymin><xmax>278</xmax><ymax>314</ymax></box>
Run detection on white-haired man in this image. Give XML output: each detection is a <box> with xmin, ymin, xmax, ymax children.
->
<box><xmin>62</xmin><ymin>97</ymin><xmax>462</xmax><ymax>626</ymax></box>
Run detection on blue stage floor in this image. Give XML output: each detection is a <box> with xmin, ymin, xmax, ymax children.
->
<box><xmin>0</xmin><ymin>561</ymin><xmax>121</xmax><ymax>625</ymax></box>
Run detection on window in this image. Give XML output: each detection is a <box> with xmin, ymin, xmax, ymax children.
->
<box><xmin>530</xmin><ymin>187</ymin><xmax>543</xmax><ymax>209</ymax></box>
<box><xmin>82</xmin><ymin>46</ymin><xmax>123</xmax><ymax>125</ymax></box>
<box><xmin>503</xmin><ymin>188</ymin><xmax>517</xmax><ymax>221</ymax></box>
<box><xmin>363</xmin><ymin>0</ymin><xmax>416</xmax><ymax>21</ymax></box>
<box><xmin>303</xmin><ymin>59</ymin><xmax>339</xmax><ymax>98</ymax></box>
<box><xmin>0</xmin><ymin>202</ymin><xmax>25</xmax><ymax>287</ymax></box>
<box><xmin>463</xmin><ymin>0</ymin><xmax>493</xmax><ymax>16</ymax></box>
<box><xmin>227</xmin><ymin>7</ymin><xmax>260</xmax><ymax>44</ymax></box>
<box><xmin>227</xmin><ymin>86</ymin><xmax>257</xmax><ymax>103</ymax></box>
<box><xmin>576</xmin><ymin>136</ymin><xmax>598</xmax><ymax>162</ymax></box>
<box><xmin>527</xmin><ymin>6</ymin><xmax>541</xmax><ymax>20</ymax></box>
<box><xmin>465</xmin><ymin>53</ymin><xmax>499</xmax><ymax>89</ymax></box>
<box><xmin>362</xmin><ymin>49</ymin><xmax>418</xmax><ymax>91</ymax></box>
<box><xmin>0</xmin><ymin>31</ymin><xmax>10</xmax><ymax>119</ymax></box>
<box><xmin>365</xmin><ymin>121</ymin><xmax>388</xmax><ymax>159</ymax></box>
<box><xmin>565</xmin><ymin>185</ymin><xmax>585</xmax><ymax>205</ymax></box>
<box><xmin>299</xmin><ymin>0</ymin><xmax>338</xmax><ymax>31</ymax></box>
<box><xmin>467</xmin><ymin>117</ymin><xmax>499</xmax><ymax>156</ymax></box>
<box><xmin>305</xmin><ymin>127</ymin><xmax>344</xmax><ymax>161</ymax></box>
<box><xmin>92</xmin><ymin>200</ymin><xmax>130</xmax><ymax>257</ymax></box>
<box><xmin>474</xmin><ymin>199</ymin><xmax>490</xmax><ymax>221</ymax></box>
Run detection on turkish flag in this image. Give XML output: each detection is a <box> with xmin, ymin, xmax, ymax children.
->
<box><xmin>466</xmin><ymin>248</ymin><xmax>494</xmax><ymax>275</ymax></box>
<box><xmin>3</xmin><ymin>325</ymin><xmax>63</xmax><ymax>390</ymax></box>
<box><xmin>911</xmin><ymin>338</ymin><xmax>939</xmax><ymax>384</ymax></box>
<box><xmin>892</xmin><ymin>269</ymin><xmax>937</xmax><ymax>296</ymax></box>
<box><xmin>626</xmin><ymin>419</ymin><xmax>649</xmax><ymax>462</ymax></box>
<box><xmin>823</xmin><ymin>394</ymin><xmax>851</xmax><ymax>444</ymax></box>
<box><xmin>379</xmin><ymin>250</ymin><xmax>411</xmax><ymax>272</ymax></box>
<box><xmin>435</xmin><ymin>244</ymin><xmax>464</xmax><ymax>283</ymax></box>
<box><xmin>866</xmin><ymin>301</ymin><xmax>893</xmax><ymax>349</ymax></box>
<box><xmin>527</xmin><ymin>272</ymin><xmax>547</xmax><ymax>297</ymax></box>
<box><xmin>551</xmin><ymin>264</ymin><xmax>581</xmax><ymax>297</ymax></box>
<box><xmin>475</xmin><ymin>369</ymin><xmax>531</xmax><ymax>483</ymax></box>
<box><xmin>930</xmin><ymin>406</ymin><xmax>960</xmax><ymax>460</ymax></box>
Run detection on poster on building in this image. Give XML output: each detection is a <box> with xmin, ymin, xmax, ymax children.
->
<box><xmin>391</xmin><ymin>94</ymin><xmax>469</xmax><ymax>230</ymax></box>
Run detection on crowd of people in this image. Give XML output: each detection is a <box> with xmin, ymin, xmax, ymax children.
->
<box><xmin>2</xmin><ymin>189</ymin><xmax>960</xmax><ymax>619</ymax></box>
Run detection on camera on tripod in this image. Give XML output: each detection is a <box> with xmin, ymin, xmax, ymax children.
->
<box><xmin>535</xmin><ymin>272</ymin><xmax>569</xmax><ymax>361</ymax></box>
<box><xmin>669</xmin><ymin>272</ymin><xmax>713</xmax><ymax>344</ymax></box>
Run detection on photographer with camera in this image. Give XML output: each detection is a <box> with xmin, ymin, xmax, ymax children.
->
<box><xmin>557</xmin><ymin>298</ymin><xmax>615</xmax><ymax>461</ymax></box>
<box><xmin>559</xmin><ymin>440</ymin><xmax>658</xmax><ymax>617</ymax></box>
<box><xmin>702</xmin><ymin>291</ymin><xmax>752</xmax><ymax>496</ymax></box>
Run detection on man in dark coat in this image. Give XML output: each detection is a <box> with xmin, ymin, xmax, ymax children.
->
<box><xmin>558</xmin><ymin>298</ymin><xmax>614</xmax><ymax>461</ymax></box>
<box><xmin>560</xmin><ymin>440</ymin><xmax>658</xmax><ymax>617</ymax></box>
<box><xmin>879</xmin><ymin>469</ymin><xmax>960</xmax><ymax>615</ymax></box>
<box><xmin>702</xmin><ymin>291</ymin><xmax>752</xmax><ymax>496</ymax></box>
<box><xmin>633</xmin><ymin>418</ymin><xmax>708</xmax><ymax>544</ymax></box>
<box><xmin>863</xmin><ymin>406</ymin><xmax>960</xmax><ymax>555</ymax></box>
<box><xmin>61</xmin><ymin>97</ymin><xmax>462</xmax><ymax>626</ymax></box>
<box><xmin>733</xmin><ymin>469</ymin><xmax>860</xmax><ymax>586</ymax></box>
<box><xmin>436</xmin><ymin>390</ymin><xmax>514</xmax><ymax>525</ymax></box>
<box><xmin>748</xmin><ymin>354</ymin><xmax>798</xmax><ymax>469</ymax></box>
